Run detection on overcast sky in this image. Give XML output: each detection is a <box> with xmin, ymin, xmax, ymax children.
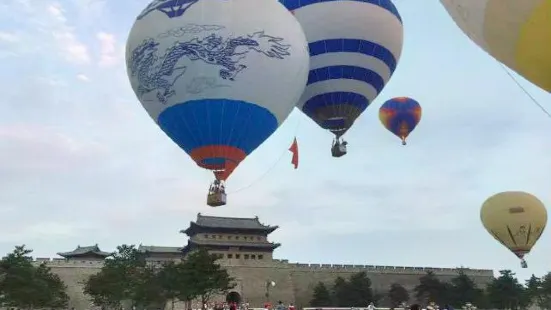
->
<box><xmin>1</xmin><ymin>0</ymin><xmax>550</xmax><ymax>282</ymax></box>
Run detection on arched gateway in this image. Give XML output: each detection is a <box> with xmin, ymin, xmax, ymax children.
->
<box><xmin>226</xmin><ymin>291</ymin><xmax>241</xmax><ymax>303</ymax></box>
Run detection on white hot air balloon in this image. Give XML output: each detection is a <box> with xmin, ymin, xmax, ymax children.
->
<box><xmin>126</xmin><ymin>0</ymin><xmax>309</xmax><ymax>207</ymax></box>
<box><xmin>279</xmin><ymin>0</ymin><xmax>404</xmax><ymax>157</ymax></box>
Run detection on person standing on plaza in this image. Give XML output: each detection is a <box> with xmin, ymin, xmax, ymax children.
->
<box><xmin>275</xmin><ymin>301</ymin><xmax>287</xmax><ymax>310</ymax></box>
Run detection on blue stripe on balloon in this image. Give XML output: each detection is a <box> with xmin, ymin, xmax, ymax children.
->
<box><xmin>309</xmin><ymin>39</ymin><xmax>397</xmax><ymax>72</ymax></box>
<box><xmin>157</xmin><ymin>99</ymin><xmax>278</xmax><ymax>157</ymax></box>
<box><xmin>280</xmin><ymin>0</ymin><xmax>402</xmax><ymax>23</ymax></box>
<box><xmin>307</xmin><ymin>66</ymin><xmax>385</xmax><ymax>93</ymax></box>
<box><xmin>302</xmin><ymin>92</ymin><xmax>369</xmax><ymax>129</ymax></box>
<box><xmin>322</xmin><ymin>118</ymin><xmax>346</xmax><ymax>130</ymax></box>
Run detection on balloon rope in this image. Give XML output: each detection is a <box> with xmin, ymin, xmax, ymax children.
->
<box><xmin>226</xmin><ymin>116</ymin><xmax>302</xmax><ymax>195</ymax></box>
<box><xmin>498</xmin><ymin>63</ymin><xmax>551</xmax><ymax>119</ymax></box>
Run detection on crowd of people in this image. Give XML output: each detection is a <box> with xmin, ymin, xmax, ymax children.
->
<box><xmin>203</xmin><ymin>300</ymin><xmax>474</xmax><ymax>310</ymax></box>
<box><xmin>205</xmin><ymin>300</ymin><xmax>295</xmax><ymax>310</ymax></box>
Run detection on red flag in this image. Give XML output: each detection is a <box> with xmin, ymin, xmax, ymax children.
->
<box><xmin>288</xmin><ymin>138</ymin><xmax>299</xmax><ymax>169</ymax></box>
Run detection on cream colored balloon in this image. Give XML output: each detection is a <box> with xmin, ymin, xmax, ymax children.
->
<box><xmin>480</xmin><ymin>191</ymin><xmax>547</xmax><ymax>260</ymax></box>
<box><xmin>440</xmin><ymin>0</ymin><xmax>551</xmax><ymax>92</ymax></box>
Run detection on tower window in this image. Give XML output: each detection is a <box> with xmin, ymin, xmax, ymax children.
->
<box><xmin>258</xmin><ymin>255</ymin><xmax>264</xmax><ymax>259</ymax></box>
<box><xmin>236</xmin><ymin>254</ymin><xmax>241</xmax><ymax>259</ymax></box>
<box><xmin>244</xmin><ymin>254</ymin><xmax>249</xmax><ymax>259</ymax></box>
<box><xmin>251</xmin><ymin>255</ymin><xmax>256</xmax><ymax>259</ymax></box>
<box><xmin>227</xmin><ymin>254</ymin><xmax>233</xmax><ymax>259</ymax></box>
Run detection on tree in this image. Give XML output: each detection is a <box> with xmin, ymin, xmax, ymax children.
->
<box><xmin>310</xmin><ymin>282</ymin><xmax>332</xmax><ymax>307</ymax></box>
<box><xmin>388</xmin><ymin>283</ymin><xmax>409</xmax><ymax>307</ymax></box>
<box><xmin>533</xmin><ymin>272</ymin><xmax>551</xmax><ymax>310</ymax></box>
<box><xmin>184</xmin><ymin>248</ymin><xmax>235</xmax><ymax>305</ymax></box>
<box><xmin>486</xmin><ymin>270</ymin><xmax>529</xmax><ymax>310</ymax></box>
<box><xmin>414</xmin><ymin>271</ymin><xmax>448</xmax><ymax>305</ymax></box>
<box><xmin>347</xmin><ymin>272</ymin><xmax>374</xmax><ymax>306</ymax></box>
<box><xmin>84</xmin><ymin>244</ymin><xmax>148</xmax><ymax>309</ymax></box>
<box><xmin>332</xmin><ymin>277</ymin><xmax>351</xmax><ymax>307</ymax></box>
<box><xmin>33</xmin><ymin>263</ymin><xmax>70</xmax><ymax>308</ymax></box>
<box><xmin>525</xmin><ymin>274</ymin><xmax>542</xmax><ymax>307</ymax></box>
<box><xmin>158</xmin><ymin>261</ymin><xmax>194</xmax><ymax>310</ymax></box>
<box><xmin>133</xmin><ymin>265</ymin><xmax>166</xmax><ymax>309</ymax></box>
<box><xmin>0</xmin><ymin>245</ymin><xmax>68</xmax><ymax>309</ymax></box>
<box><xmin>448</xmin><ymin>269</ymin><xmax>483</xmax><ymax>307</ymax></box>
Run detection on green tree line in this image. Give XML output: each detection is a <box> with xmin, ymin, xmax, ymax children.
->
<box><xmin>310</xmin><ymin>269</ymin><xmax>551</xmax><ymax>310</ymax></box>
<box><xmin>83</xmin><ymin>245</ymin><xmax>234</xmax><ymax>310</ymax></box>
<box><xmin>0</xmin><ymin>245</ymin><xmax>234</xmax><ymax>310</ymax></box>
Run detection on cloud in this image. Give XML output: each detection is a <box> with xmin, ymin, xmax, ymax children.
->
<box><xmin>48</xmin><ymin>2</ymin><xmax>91</xmax><ymax>65</ymax></box>
<box><xmin>0</xmin><ymin>1</ymin><xmax>91</xmax><ymax>64</ymax></box>
<box><xmin>0</xmin><ymin>123</ymin><xmax>109</xmax><ymax>174</ymax></box>
<box><xmin>76</xmin><ymin>73</ymin><xmax>89</xmax><ymax>81</ymax></box>
<box><xmin>96</xmin><ymin>32</ymin><xmax>120</xmax><ymax>66</ymax></box>
<box><xmin>0</xmin><ymin>31</ymin><xmax>19</xmax><ymax>43</ymax></box>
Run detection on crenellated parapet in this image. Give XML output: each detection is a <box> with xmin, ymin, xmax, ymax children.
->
<box><xmin>28</xmin><ymin>257</ymin><xmax>493</xmax><ymax>278</ymax></box>
<box><xmin>32</xmin><ymin>258</ymin><xmax>105</xmax><ymax>268</ymax></box>
<box><xmin>287</xmin><ymin>263</ymin><xmax>493</xmax><ymax>276</ymax></box>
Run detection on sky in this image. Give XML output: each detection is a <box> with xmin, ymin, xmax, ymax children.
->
<box><xmin>0</xmin><ymin>0</ymin><xmax>550</xmax><ymax>283</ymax></box>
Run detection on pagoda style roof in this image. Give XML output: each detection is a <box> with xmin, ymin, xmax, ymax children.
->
<box><xmin>57</xmin><ymin>244</ymin><xmax>111</xmax><ymax>258</ymax></box>
<box><xmin>138</xmin><ymin>245</ymin><xmax>183</xmax><ymax>254</ymax></box>
<box><xmin>181</xmin><ymin>213</ymin><xmax>279</xmax><ymax>236</ymax></box>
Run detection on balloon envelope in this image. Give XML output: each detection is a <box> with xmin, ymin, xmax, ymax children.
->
<box><xmin>126</xmin><ymin>0</ymin><xmax>309</xmax><ymax>180</ymax></box>
<box><xmin>280</xmin><ymin>0</ymin><xmax>404</xmax><ymax>137</ymax></box>
<box><xmin>379</xmin><ymin>97</ymin><xmax>421</xmax><ymax>144</ymax></box>
<box><xmin>480</xmin><ymin>191</ymin><xmax>547</xmax><ymax>259</ymax></box>
<box><xmin>440</xmin><ymin>0</ymin><xmax>551</xmax><ymax>92</ymax></box>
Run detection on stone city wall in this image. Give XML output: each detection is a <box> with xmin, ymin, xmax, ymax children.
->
<box><xmin>28</xmin><ymin>258</ymin><xmax>494</xmax><ymax>310</ymax></box>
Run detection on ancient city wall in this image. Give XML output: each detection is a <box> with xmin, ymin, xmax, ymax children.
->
<box><xmin>280</xmin><ymin>261</ymin><xmax>493</xmax><ymax>308</ymax></box>
<box><xmin>30</xmin><ymin>258</ymin><xmax>494</xmax><ymax>310</ymax></box>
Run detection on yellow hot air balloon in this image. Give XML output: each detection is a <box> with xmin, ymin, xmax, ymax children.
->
<box><xmin>440</xmin><ymin>0</ymin><xmax>551</xmax><ymax>92</ymax></box>
<box><xmin>480</xmin><ymin>191</ymin><xmax>547</xmax><ymax>268</ymax></box>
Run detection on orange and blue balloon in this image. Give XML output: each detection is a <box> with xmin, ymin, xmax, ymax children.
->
<box><xmin>379</xmin><ymin>97</ymin><xmax>422</xmax><ymax>145</ymax></box>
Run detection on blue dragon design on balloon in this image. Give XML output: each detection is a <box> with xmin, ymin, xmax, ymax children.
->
<box><xmin>127</xmin><ymin>24</ymin><xmax>292</xmax><ymax>104</ymax></box>
<box><xmin>137</xmin><ymin>0</ymin><xmax>200</xmax><ymax>20</ymax></box>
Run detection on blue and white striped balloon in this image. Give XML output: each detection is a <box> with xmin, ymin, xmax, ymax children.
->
<box><xmin>280</xmin><ymin>0</ymin><xmax>404</xmax><ymax>138</ymax></box>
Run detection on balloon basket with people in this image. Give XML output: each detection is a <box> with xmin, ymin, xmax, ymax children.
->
<box><xmin>207</xmin><ymin>179</ymin><xmax>227</xmax><ymax>207</ymax></box>
<box><xmin>331</xmin><ymin>137</ymin><xmax>348</xmax><ymax>157</ymax></box>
